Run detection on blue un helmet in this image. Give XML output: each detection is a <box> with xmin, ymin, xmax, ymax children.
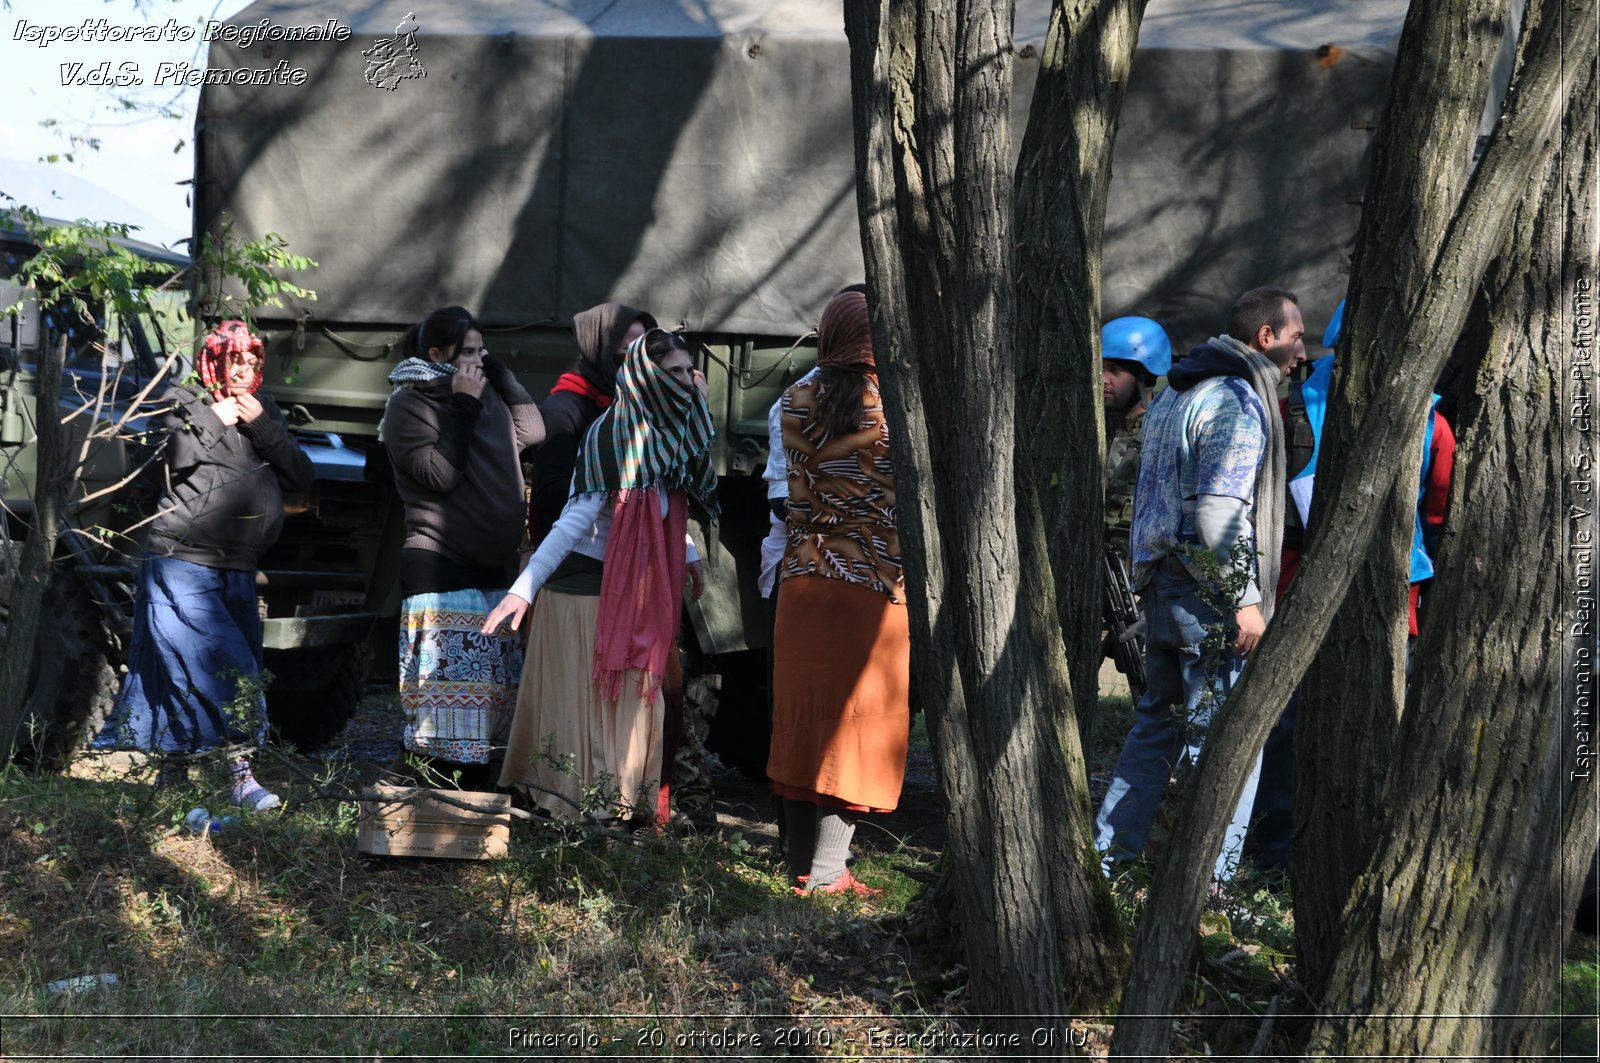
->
<box><xmin>1323</xmin><ymin>299</ymin><xmax>1346</xmax><ymax>349</ymax></box>
<box><xmin>1101</xmin><ymin>316</ymin><xmax>1173</xmax><ymax>380</ymax></box>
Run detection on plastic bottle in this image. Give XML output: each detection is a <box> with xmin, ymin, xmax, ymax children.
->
<box><xmin>183</xmin><ymin>808</ymin><xmax>233</xmax><ymax>834</ymax></box>
<box><xmin>46</xmin><ymin>973</ymin><xmax>120</xmax><ymax>994</ymax></box>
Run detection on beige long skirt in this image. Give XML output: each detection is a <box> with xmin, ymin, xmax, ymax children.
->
<box><xmin>498</xmin><ymin>589</ymin><xmax>664</xmax><ymax>820</ymax></box>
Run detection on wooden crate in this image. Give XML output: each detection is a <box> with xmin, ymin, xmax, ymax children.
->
<box><xmin>357</xmin><ymin>785</ymin><xmax>512</xmax><ymax>860</ymax></box>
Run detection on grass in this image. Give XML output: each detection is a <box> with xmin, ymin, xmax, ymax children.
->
<box><xmin>0</xmin><ymin>754</ymin><xmax>951</xmax><ymax>1059</ymax></box>
<box><xmin>3</xmin><ymin>690</ymin><xmax>1594</xmax><ymax>1060</ymax></box>
<box><xmin>1559</xmin><ymin>941</ymin><xmax>1600</xmax><ymax>1060</ymax></box>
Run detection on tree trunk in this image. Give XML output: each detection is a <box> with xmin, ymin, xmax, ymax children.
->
<box><xmin>0</xmin><ymin>335</ymin><xmax>69</xmax><ymax>764</ymax></box>
<box><xmin>845</xmin><ymin>0</ymin><xmax>1125</xmax><ymax>1026</ymax></box>
<box><xmin>1110</xmin><ymin>0</ymin><xmax>1592</xmax><ymax>1054</ymax></box>
<box><xmin>1013</xmin><ymin>0</ymin><xmax>1149</xmax><ymax>730</ymax></box>
<box><xmin>1305</xmin><ymin>27</ymin><xmax>1597</xmax><ymax>1053</ymax></box>
<box><xmin>1294</xmin><ymin>0</ymin><xmax>1512</xmax><ymax>998</ymax></box>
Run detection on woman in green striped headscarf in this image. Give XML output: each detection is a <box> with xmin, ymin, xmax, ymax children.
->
<box><xmin>484</xmin><ymin>329</ymin><xmax>717</xmax><ymax>826</ymax></box>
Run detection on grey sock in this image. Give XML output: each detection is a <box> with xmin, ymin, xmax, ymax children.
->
<box><xmin>782</xmin><ymin>799</ymin><xmax>817</xmax><ymax>880</ymax></box>
<box><xmin>807</xmin><ymin>810</ymin><xmax>857</xmax><ymax>890</ymax></box>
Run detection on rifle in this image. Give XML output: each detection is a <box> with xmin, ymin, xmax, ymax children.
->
<box><xmin>1102</xmin><ymin>543</ymin><xmax>1146</xmax><ymax>700</ymax></box>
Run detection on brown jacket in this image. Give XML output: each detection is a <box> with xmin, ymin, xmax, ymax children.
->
<box><xmin>384</xmin><ymin>368</ymin><xmax>543</xmax><ymax>571</ymax></box>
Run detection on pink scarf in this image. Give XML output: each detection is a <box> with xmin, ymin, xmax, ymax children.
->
<box><xmin>592</xmin><ymin>485</ymin><xmax>688</xmax><ymax>702</ymax></box>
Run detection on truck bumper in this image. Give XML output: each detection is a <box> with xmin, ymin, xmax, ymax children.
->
<box><xmin>262</xmin><ymin>612</ymin><xmax>376</xmax><ymax>650</ymax></box>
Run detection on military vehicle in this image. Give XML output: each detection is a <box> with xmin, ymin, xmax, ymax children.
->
<box><xmin>0</xmin><ymin>216</ymin><xmax>384</xmax><ymax>759</ymax></box>
<box><xmin>0</xmin><ymin>217</ymin><xmax>183</xmax><ymax>762</ymax></box>
<box><xmin>7</xmin><ymin>0</ymin><xmax>1412</xmax><ymax>770</ymax></box>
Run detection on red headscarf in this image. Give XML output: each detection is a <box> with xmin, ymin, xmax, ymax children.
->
<box><xmin>198</xmin><ymin>320</ymin><xmax>264</xmax><ymax>395</ymax></box>
<box><xmin>817</xmin><ymin>290</ymin><xmax>874</xmax><ymax>369</ymax></box>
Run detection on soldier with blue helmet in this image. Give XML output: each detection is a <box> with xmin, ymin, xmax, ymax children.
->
<box><xmin>1102</xmin><ymin>315</ymin><xmax>1173</xmax><ymax>547</ymax></box>
<box><xmin>1101</xmin><ymin>316</ymin><xmax>1173</xmax><ymax>703</ymax></box>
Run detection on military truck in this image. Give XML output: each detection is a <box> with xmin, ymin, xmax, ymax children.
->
<box><xmin>0</xmin><ymin>217</ymin><xmax>182</xmax><ymax>762</ymax></box>
<box><xmin>0</xmin><ymin>215</ymin><xmax>386</xmax><ymax>759</ymax></box>
<box><xmin>10</xmin><ymin>0</ymin><xmax>1412</xmax><ymax>769</ymax></box>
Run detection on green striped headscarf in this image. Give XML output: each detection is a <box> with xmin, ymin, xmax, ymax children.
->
<box><xmin>573</xmin><ymin>331</ymin><xmax>719</xmax><ymax>518</ymax></box>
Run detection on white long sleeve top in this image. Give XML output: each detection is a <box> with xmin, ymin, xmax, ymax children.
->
<box><xmin>758</xmin><ymin>366</ymin><xmax>819</xmax><ymax>597</ymax></box>
<box><xmin>508</xmin><ymin>484</ymin><xmax>700</xmax><ymax>604</ymax></box>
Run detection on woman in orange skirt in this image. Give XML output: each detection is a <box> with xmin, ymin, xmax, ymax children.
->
<box><xmin>768</xmin><ymin>289</ymin><xmax>909</xmax><ymax>895</ymax></box>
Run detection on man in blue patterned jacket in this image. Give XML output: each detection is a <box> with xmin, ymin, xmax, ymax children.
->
<box><xmin>1095</xmin><ymin>287</ymin><xmax>1306</xmax><ymax>884</ymax></box>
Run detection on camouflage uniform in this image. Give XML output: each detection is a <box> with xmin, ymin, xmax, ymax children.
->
<box><xmin>672</xmin><ymin>669</ymin><xmax>721</xmax><ymax>828</ymax></box>
<box><xmin>1103</xmin><ymin>403</ymin><xmax>1146</xmax><ymax>551</ymax></box>
<box><xmin>1101</xmin><ymin>401</ymin><xmax>1148</xmax><ymax>694</ymax></box>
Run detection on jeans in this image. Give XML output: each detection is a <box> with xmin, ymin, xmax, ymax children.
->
<box><xmin>1252</xmin><ymin>636</ymin><xmax>1416</xmax><ymax>877</ymax></box>
<box><xmin>1094</xmin><ymin>567</ymin><xmax>1261</xmax><ymax>882</ymax></box>
<box><xmin>1250</xmin><ymin>694</ymin><xmax>1296</xmax><ymax>875</ymax></box>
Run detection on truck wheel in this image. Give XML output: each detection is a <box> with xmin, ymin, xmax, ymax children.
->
<box><xmin>264</xmin><ymin>641</ymin><xmax>372</xmax><ymax>752</ymax></box>
<box><xmin>3</xmin><ymin>574</ymin><xmax>123</xmax><ymax>770</ymax></box>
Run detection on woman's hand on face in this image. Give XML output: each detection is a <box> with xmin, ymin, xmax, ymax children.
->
<box><xmin>685</xmin><ymin>560</ymin><xmax>704</xmax><ymax>602</ymax></box>
<box><xmin>211</xmin><ymin>396</ymin><xmax>242</xmax><ymax>426</ymax></box>
<box><xmin>692</xmin><ymin>368</ymin><xmax>709</xmax><ymax>399</ymax></box>
<box><xmin>234</xmin><ymin>393</ymin><xmax>264</xmax><ymax>423</ymax></box>
<box><xmin>452</xmin><ymin>362</ymin><xmax>487</xmax><ymax>399</ymax></box>
<box><xmin>481</xmin><ymin>594</ymin><xmax>530</xmax><ymax>636</ymax></box>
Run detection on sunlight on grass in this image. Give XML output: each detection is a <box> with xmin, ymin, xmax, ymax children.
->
<box><xmin>0</xmin><ymin>758</ymin><xmax>947</xmax><ymax>1058</ymax></box>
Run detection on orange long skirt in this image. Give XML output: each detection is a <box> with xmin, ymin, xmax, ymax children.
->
<box><xmin>768</xmin><ymin>575</ymin><xmax>911</xmax><ymax>811</ymax></box>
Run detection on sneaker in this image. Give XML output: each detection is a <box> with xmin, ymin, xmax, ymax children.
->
<box><xmin>231</xmin><ymin>776</ymin><xmax>282</xmax><ymax>812</ymax></box>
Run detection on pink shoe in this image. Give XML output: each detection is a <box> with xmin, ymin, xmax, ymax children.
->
<box><xmin>794</xmin><ymin>871</ymin><xmax>880</xmax><ymax>897</ymax></box>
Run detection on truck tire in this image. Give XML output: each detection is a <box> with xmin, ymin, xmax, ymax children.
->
<box><xmin>3</xmin><ymin>574</ymin><xmax>123</xmax><ymax>770</ymax></box>
<box><xmin>264</xmin><ymin>641</ymin><xmax>372</xmax><ymax>752</ymax></box>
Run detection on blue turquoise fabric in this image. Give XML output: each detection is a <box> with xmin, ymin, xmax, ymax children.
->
<box><xmin>93</xmin><ymin>555</ymin><xmax>268</xmax><ymax>753</ymax></box>
<box><xmin>1129</xmin><ymin>375</ymin><xmax>1268</xmax><ymax>590</ymax></box>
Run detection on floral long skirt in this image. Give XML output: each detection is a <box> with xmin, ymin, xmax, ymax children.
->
<box><xmin>398</xmin><ymin>588</ymin><xmax>521</xmax><ymax>765</ymax></box>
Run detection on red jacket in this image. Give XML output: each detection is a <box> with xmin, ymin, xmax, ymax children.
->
<box><xmin>1277</xmin><ymin>406</ymin><xmax>1455</xmax><ymax>636</ymax></box>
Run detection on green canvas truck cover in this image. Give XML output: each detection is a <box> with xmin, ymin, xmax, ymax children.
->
<box><xmin>197</xmin><ymin>0</ymin><xmax>1407</xmax><ymax>346</ymax></box>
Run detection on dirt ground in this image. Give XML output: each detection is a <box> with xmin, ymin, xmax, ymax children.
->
<box><xmin>310</xmin><ymin>658</ymin><xmax>1139</xmax><ymax>866</ymax></box>
<box><xmin>308</xmin><ymin>689</ymin><xmax>951</xmax><ymax>871</ymax></box>
<box><xmin>78</xmin><ymin>656</ymin><xmax>1136</xmax><ymax>868</ymax></box>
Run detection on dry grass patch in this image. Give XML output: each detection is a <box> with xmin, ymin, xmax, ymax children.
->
<box><xmin>0</xmin><ymin>757</ymin><xmax>961</xmax><ymax>1058</ymax></box>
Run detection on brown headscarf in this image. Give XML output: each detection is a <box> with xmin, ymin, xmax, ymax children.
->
<box><xmin>572</xmin><ymin>302</ymin><xmax>657</xmax><ymax>395</ymax></box>
<box><xmin>817</xmin><ymin>291</ymin><xmax>874</xmax><ymax>369</ymax></box>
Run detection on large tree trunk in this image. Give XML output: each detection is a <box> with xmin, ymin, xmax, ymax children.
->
<box><xmin>1304</xmin><ymin>27</ymin><xmax>1597</xmax><ymax>1054</ymax></box>
<box><xmin>845</xmin><ymin>0</ymin><xmax>1124</xmax><ymax>1026</ymax></box>
<box><xmin>0</xmin><ymin>335</ymin><xmax>69</xmax><ymax>764</ymax></box>
<box><xmin>1110</xmin><ymin>0</ymin><xmax>1592</xmax><ymax>1054</ymax></box>
<box><xmin>1013</xmin><ymin>0</ymin><xmax>1149</xmax><ymax>730</ymax></box>
<box><xmin>1293</xmin><ymin>0</ymin><xmax>1512</xmax><ymax>997</ymax></box>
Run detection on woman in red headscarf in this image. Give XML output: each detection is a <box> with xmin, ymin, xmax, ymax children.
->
<box><xmin>767</xmin><ymin>290</ymin><xmax>909</xmax><ymax>895</ymax></box>
<box><xmin>93</xmin><ymin>320</ymin><xmax>313</xmax><ymax>809</ymax></box>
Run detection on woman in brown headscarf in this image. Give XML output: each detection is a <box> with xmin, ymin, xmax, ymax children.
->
<box><xmin>767</xmin><ymin>289</ymin><xmax>909</xmax><ymax>895</ymax></box>
<box><xmin>528</xmin><ymin>303</ymin><xmax>657</xmax><ymax>544</ymax></box>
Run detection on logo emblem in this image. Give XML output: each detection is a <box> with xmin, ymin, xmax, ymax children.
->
<box><xmin>363</xmin><ymin>12</ymin><xmax>425</xmax><ymax>90</ymax></box>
